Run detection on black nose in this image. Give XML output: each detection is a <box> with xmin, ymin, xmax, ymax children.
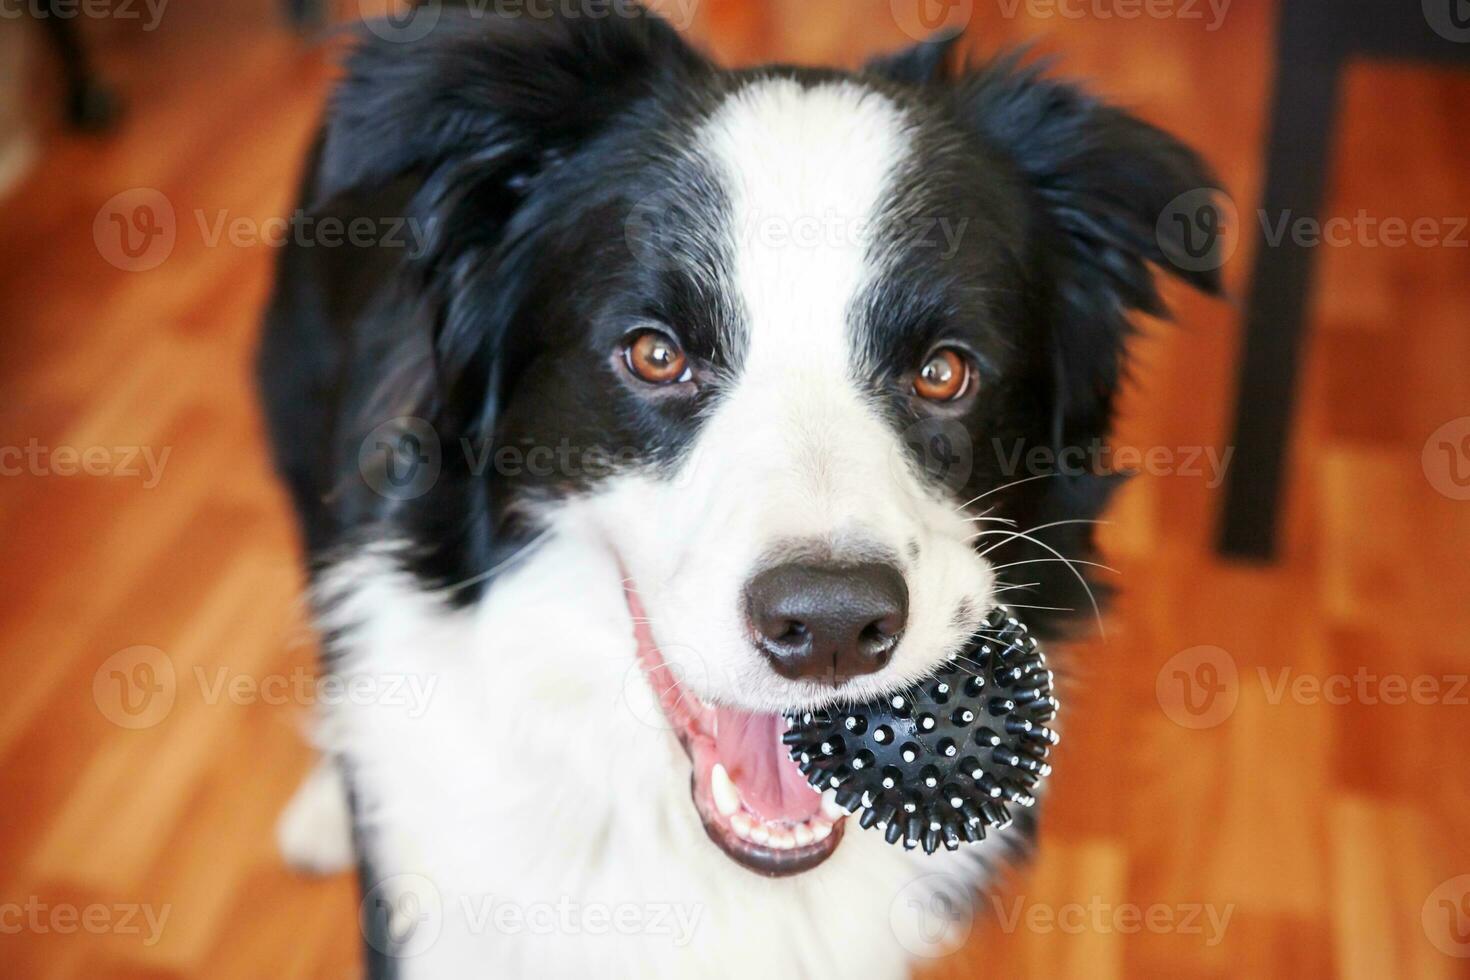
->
<box><xmin>745</xmin><ymin>561</ymin><xmax>909</xmax><ymax>685</ymax></box>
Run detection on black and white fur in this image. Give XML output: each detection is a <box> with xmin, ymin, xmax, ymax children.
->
<box><xmin>258</xmin><ymin>5</ymin><xmax>1219</xmax><ymax>977</ymax></box>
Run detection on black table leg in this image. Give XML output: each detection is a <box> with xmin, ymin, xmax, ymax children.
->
<box><xmin>1217</xmin><ymin>41</ymin><xmax>1342</xmax><ymax>560</ymax></box>
<box><xmin>35</xmin><ymin>1</ymin><xmax>121</xmax><ymax>131</ymax></box>
<box><xmin>286</xmin><ymin>0</ymin><xmax>330</xmax><ymax>31</ymax></box>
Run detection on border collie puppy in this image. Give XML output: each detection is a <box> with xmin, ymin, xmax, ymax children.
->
<box><xmin>258</xmin><ymin>5</ymin><xmax>1218</xmax><ymax>977</ymax></box>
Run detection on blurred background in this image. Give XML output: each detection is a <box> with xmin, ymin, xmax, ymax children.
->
<box><xmin>1</xmin><ymin>0</ymin><xmax>1468</xmax><ymax>977</ymax></box>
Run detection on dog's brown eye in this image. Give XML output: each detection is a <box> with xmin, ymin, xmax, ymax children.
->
<box><xmin>913</xmin><ymin>348</ymin><xmax>971</xmax><ymax>402</ymax></box>
<box><xmin>623</xmin><ymin>330</ymin><xmax>690</xmax><ymax>385</ymax></box>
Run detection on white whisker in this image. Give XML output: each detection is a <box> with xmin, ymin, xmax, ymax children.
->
<box><xmin>971</xmin><ymin>526</ymin><xmax>1108</xmax><ymax>637</ymax></box>
<box><xmin>422</xmin><ymin>534</ymin><xmax>546</xmax><ymax>601</ymax></box>
<box><xmin>953</xmin><ymin>473</ymin><xmax>1057</xmax><ymax>513</ymax></box>
<box><xmin>990</xmin><ymin>581</ymin><xmax>1040</xmax><ymax>593</ymax></box>
<box><xmin>988</xmin><ymin>558</ymin><xmax>1119</xmax><ymax>576</ymax></box>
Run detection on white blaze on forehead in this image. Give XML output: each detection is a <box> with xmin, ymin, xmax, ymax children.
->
<box><xmin>681</xmin><ymin>78</ymin><xmax>922</xmax><ymax>543</ymax></box>
<box><xmin>696</xmin><ymin>78</ymin><xmax>914</xmax><ymax>376</ymax></box>
<box><xmin>591</xmin><ymin>81</ymin><xmax>992</xmax><ymax>713</ymax></box>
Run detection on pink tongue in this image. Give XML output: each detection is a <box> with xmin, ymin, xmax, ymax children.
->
<box><xmin>714</xmin><ymin>707</ymin><xmax>823</xmax><ymax>823</ymax></box>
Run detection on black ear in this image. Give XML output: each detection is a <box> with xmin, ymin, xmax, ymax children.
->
<box><xmin>319</xmin><ymin>8</ymin><xmax>706</xmax><ymax>202</ymax></box>
<box><xmin>316</xmin><ymin>8</ymin><xmax>707</xmax><ymax>431</ymax></box>
<box><xmin>864</xmin><ymin>28</ymin><xmax>964</xmax><ymax>84</ymax></box>
<box><xmin>958</xmin><ymin>54</ymin><xmax>1224</xmax><ymax>444</ymax></box>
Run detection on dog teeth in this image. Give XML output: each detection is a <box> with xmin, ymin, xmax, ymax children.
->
<box><xmin>711</xmin><ymin>763</ymin><xmax>741</xmax><ymax>818</ymax></box>
<box><xmin>820</xmin><ymin>789</ymin><xmax>848</xmax><ymax>821</ymax></box>
<box><xmin>725</xmin><ymin>806</ymin><xmax>839</xmax><ymax>850</ymax></box>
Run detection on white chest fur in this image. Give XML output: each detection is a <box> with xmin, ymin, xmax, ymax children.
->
<box><xmin>313</xmin><ymin>512</ymin><xmax>1000</xmax><ymax>980</ymax></box>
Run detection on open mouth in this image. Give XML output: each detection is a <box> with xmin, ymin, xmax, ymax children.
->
<box><xmin>624</xmin><ymin>584</ymin><xmax>848</xmax><ymax>876</ymax></box>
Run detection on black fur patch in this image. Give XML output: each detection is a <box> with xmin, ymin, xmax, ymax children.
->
<box><xmin>259</xmin><ymin>6</ymin><xmax>1220</xmax><ymax>631</ymax></box>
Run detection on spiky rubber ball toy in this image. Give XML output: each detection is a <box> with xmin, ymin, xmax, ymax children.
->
<box><xmin>783</xmin><ymin>606</ymin><xmax>1058</xmax><ymax>854</ymax></box>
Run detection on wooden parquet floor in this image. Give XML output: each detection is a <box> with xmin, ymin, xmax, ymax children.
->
<box><xmin>2</xmin><ymin>1</ymin><xmax>1468</xmax><ymax>977</ymax></box>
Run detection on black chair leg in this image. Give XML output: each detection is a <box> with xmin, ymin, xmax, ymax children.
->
<box><xmin>35</xmin><ymin>2</ymin><xmax>121</xmax><ymax>132</ymax></box>
<box><xmin>1217</xmin><ymin>47</ymin><xmax>1342</xmax><ymax>560</ymax></box>
<box><xmin>285</xmin><ymin>0</ymin><xmax>330</xmax><ymax>31</ymax></box>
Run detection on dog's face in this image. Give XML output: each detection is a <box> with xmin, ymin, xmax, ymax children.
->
<box><xmin>326</xmin><ymin>9</ymin><xmax>1217</xmax><ymax>876</ymax></box>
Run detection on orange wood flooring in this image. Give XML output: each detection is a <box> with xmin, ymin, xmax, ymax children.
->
<box><xmin>2</xmin><ymin>1</ymin><xmax>1468</xmax><ymax>977</ymax></box>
